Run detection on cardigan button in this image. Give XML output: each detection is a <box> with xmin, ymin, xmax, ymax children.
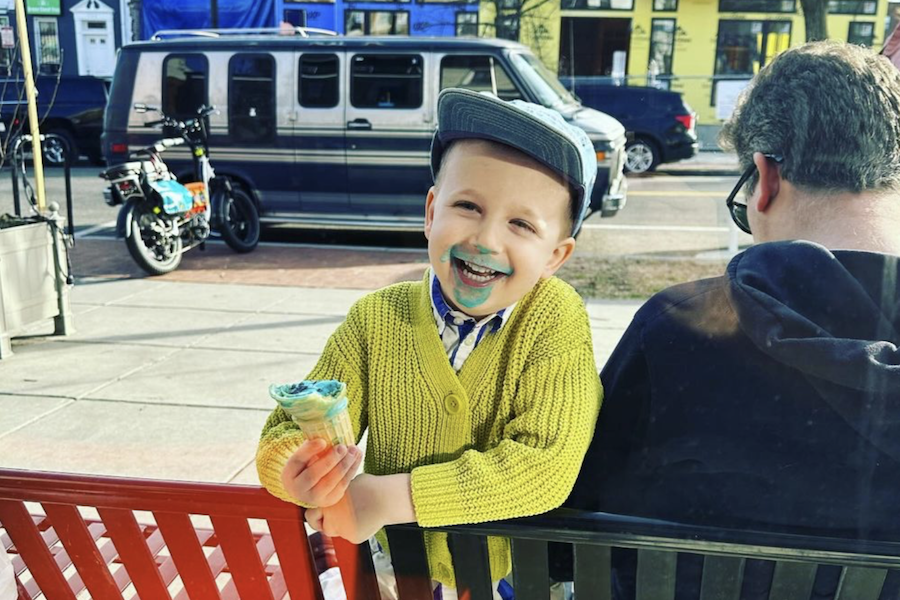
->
<box><xmin>444</xmin><ymin>393</ymin><xmax>463</xmax><ymax>415</ymax></box>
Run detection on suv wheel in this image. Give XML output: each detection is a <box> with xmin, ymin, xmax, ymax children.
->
<box><xmin>42</xmin><ymin>130</ymin><xmax>76</xmax><ymax>167</ymax></box>
<box><xmin>624</xmin><ymin>138</ymin><xmax>658</xmax><ymax>174</ymax></box>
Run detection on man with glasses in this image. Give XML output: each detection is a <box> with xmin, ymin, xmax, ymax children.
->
<box><xmin>552</xmin><ymin>41</ymin><xmax>900</xmax><ymax>592</ymax></box>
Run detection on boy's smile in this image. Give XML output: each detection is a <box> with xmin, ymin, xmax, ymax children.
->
<box><xmin>425</xmin><ymin>140</ymin><xmax>576</xmax><ymax>319</ymax></box>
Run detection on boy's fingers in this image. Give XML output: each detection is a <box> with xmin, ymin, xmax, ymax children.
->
<box><xmin>318</xmin><ymin>451</ymin><xmax>363</xmax><ymax>507</ymax></box>
<box><xmin>281</xmin><ymin>439</ymin><xmax>328</xmax><ymax>496</ymax></box>
<box><xmin>307</xmin><ymin>447</ymin><xmax>359</xmax><ymax>505</ymax></box>
<box><xmin>284</xmin><ymin>439</ymin><xmax>327</xmax><ymax>476</ymax></box>
<box><xmin>306</xmin><ymin>508</ymin><xmax>324</xmax><ymax>532</ymax></box>
<box><xmin>299</xmin><ymin>444</ymin><xmax>348</xmax><ymax>489</ymax></box>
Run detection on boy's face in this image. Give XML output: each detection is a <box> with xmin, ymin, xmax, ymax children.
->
<box><xmin>424</xmin><ymin>140</ymin><xmax>577</xmax><ymax>319</ymax></box>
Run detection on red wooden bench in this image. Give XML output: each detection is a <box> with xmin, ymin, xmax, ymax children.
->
<box><xmin>0</xmin><ymin>468</ymin><xmax>375</xmax><ymax>600</ymax></box>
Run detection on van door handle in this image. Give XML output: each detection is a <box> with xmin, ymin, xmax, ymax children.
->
<box><xmin>347</xmin><ymin>119</ymin><xmax>372</xmax><ymax>131</ymax></box>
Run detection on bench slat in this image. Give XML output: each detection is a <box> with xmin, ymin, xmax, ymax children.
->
<box><xmin>0</xmin><ymin>500</ymin><xmax>76</xmax><ymax>600</ymax></box>
<box><xmin>268</xmin><ymin>517</ymin><xmax>325</xmax><ymax>600</ymax></box>
<box><xmin>636</xmin><ymin>549</ymin><xmax>676</xmax><ymax>600</ymax></box>
<box><xmin>835</xmin><ymin>567</ymin><xmax>888</xmax><ymax>600</ymax></box>
<box><xmin>155</xmin><ymin>512</ymin><xmax>222</xmax><ymax>600</ymax></box>
<box><xmin>210</xmin><ymin>515</ymin><xmax>275</xmax><ymax>600</ymax></box>
<box><xmin>333</xmin><ymin>536</ymin><xmax>382</xmax><ymax>600</ymax></box>
<box><xmin>98</xmin><ymin>508</ymin><xmax>172</xmax><ymax>599</ymax></box>
<box><xmin>511</xmin><ymin>538</ymin><xmax>550</xmax><ymax>600</ymax></box>
<box><xmin>449</xmin><ymin>533</ymin><xmax>494</xmax><ymax>600</ymax></box>
<box><xmin>386</xmin><ymin>526</ymin><xmax>433</xmax><ymax>599</ymax></box>
<box><xmin>769</xmin><ymin>561</ymin><xmax>817</xmax><ymax>600</ymax></box>
<box><xmin>700</xmin><ymin>556</ymin><xmax>745</xmax><ymax>600</ymax></box>
<box><xmin>574</xmin><ymin>543</ymin><xmax>612</xmax><ymax>600</ymax></box>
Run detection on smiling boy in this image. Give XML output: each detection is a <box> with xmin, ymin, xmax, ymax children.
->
<box><xmin>256</xmin><ymin>88</ymin><xmax>602</xmax><ymax>595</ymax></box>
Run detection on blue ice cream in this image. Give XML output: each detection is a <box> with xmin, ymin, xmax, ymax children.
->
<box><xmin>269</xmin><ymin>379</ymin><xmax>349</xmax><ymax>422</ymax></box>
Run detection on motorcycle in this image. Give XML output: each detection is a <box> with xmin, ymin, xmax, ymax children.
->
<box><xmin>101</xmin><ymin>104</ymin><xmax>260</xmax><ymax>275</ymax></box>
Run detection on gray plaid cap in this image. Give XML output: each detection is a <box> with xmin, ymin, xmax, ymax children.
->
<box><xmin>430</xmin><ymin>87</ymin><xmax>597</xmax><ymax>235</ymax></box>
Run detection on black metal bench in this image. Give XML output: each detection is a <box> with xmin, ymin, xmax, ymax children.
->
<box><xmin>375</xmin><ymin>510</ymin><xmax>900</xmax><ymax>600</ymax></box>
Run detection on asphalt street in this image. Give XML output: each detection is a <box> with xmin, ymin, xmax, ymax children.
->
<box><xmin>0</xmin><ymin>155</ymin><xmax>748</xmax><ymax>257</ymax></box>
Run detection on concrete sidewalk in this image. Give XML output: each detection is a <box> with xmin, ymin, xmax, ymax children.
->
<box><xmin>0</xmin><ymin>272</ymin><xmax>640</xmax><ymax>485</ymax></box>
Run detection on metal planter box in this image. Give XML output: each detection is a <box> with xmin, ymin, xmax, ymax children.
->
<box><xmin>0</xmin><ymin>220</ymin><xmax>72</xmax><ymax>358</ymax></box>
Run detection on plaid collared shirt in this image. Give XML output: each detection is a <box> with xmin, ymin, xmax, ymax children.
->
<box><xmin>430</xmin><ymin>271</ymin><xmax>515</xmax><ymax>372</ymax></box>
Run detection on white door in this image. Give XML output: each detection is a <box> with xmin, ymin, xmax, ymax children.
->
<box><xmin>84</xmin><ymin>33</ymin><xmax>113</xmax><ymax>76</ymax></box>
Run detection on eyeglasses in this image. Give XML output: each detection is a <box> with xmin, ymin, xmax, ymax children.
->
<box><xmin>725</xmin><ymin>153</ymin><xmax>784</xmax><ymax>234</ymax></box>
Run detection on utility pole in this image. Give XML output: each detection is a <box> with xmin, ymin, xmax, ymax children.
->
<box><xmin>14</xmin><ymin>0</ymin><xmax>45</xmax><ymax>212</ymax></box>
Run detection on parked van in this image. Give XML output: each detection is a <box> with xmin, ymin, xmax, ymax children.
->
<box><xmin>103</xmin><ymin>31</ymin><xmax>628</xmax><ymax>229</ymax></box>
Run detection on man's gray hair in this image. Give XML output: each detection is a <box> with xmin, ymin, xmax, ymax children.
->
<box><xmin>719</xmin><ymin>41</ymin><xmax>900</xmax><ymax>195</ymax></box>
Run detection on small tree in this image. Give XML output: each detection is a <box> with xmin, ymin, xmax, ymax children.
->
<box><xmin>478</xmin><ymin>0</ymin><xmax>556</xmax><ymax>63</ymax></box>
<box><xmin>800</xmin><ymin>0</ymin><xmax>829</xmax><ymax>41</ymax></box>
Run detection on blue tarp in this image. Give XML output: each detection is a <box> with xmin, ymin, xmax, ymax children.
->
<box><xmin>142</xmin><ymin>0</ymin><xmax>276</xmax><ymax>40</ymax></box>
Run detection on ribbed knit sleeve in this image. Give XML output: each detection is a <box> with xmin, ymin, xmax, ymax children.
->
<box><xmin>255</xmin><ymin>301</ymin><xmax>370</xmax><ymax>507</ymax></box>
<box><xmin>410</xmin><ymin>340</ymin><xmax>601</xmax><ymax>527</ymax></box>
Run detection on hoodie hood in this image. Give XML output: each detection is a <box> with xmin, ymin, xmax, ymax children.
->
<box><xmin>727</xmin><ymin>240</ymin><xmax>900</xmax><ymax>454</ymax></box>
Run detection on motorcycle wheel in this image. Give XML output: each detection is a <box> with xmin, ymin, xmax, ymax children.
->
<box><xmin>215</xmin><ymin>186</ymin><xmax>260</xmax><ymax>253</ymax></box>
<box><xmin>124</xmin><ymin>202</ymin><xmax>183</xmax><ymax>276</ymax></box>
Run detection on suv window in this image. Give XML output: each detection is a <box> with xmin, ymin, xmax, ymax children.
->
<box><xmin>440</xmin><ymin>55</ymin><xmax>523</xmax><ymax>102</ymax></box>
<box><xmin>229</xmin><ymin>53</ymin><xmax>276</xmax><ymax>143</ymax></box>
<box><xmin>163</xmin><ymin>54</ymin><xmax>208</xmax><ymax>121</ymax></box>
<box><xmin>351</xmin><ymin>54</ymin><xmax>423</xmax><ymax>109</ymax></box>
<box><xmin>299</xmin><ymin>54</ymin><xmax>339</xmax><ymax>109</ymax></box>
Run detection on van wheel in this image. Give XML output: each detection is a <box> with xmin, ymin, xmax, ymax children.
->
<box><xmin>624</xmin><ymin>138</ymin><xmax>659</xmax><ymax>174</ymax></box>
<box><xmin>42</xmin><ymin>130</ymin><xmax>76</xmax><ymax>166</ymax></box>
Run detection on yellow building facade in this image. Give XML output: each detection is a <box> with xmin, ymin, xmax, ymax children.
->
<box><xmin>489</xmin><ymin>0</ymin><xmax>891</xmax><ymax>125</ymax></box>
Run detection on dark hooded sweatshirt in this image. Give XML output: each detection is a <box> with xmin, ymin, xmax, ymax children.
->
<box><xmin>552</xmin><ymin>241</ymin><xmax>900</xmax><ymax>595</ymax></box>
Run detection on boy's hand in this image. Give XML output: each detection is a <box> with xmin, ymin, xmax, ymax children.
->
<box><xmin>306</xmin><ymin>473</ymin><xmax>416</xmax><ymax>544</ymax></box>
<box><xmin>281</xmin><ymin>438</ymin><xmax>363</xmax><ymax>507</ymax></box>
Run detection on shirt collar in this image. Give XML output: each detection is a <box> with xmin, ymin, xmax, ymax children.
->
<box><xmin>430</xmin><ymin>270</ymin><xmax>514</xmax><ymax>335</ymax></box>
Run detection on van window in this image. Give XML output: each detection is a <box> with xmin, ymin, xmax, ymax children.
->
<box><xmin>163</xmin><ymin>54</ymin><xmax>208</xmax><ymax>120</ymax></box>
<box><xmin>351</xmin><ymin>54</ymin><xmax>423</xmax><ymax>109</ymax></box>
<box><xmin>439</xmin><ymin>55</ymin><xmax>523</xmax><ymax>101</ymax></box>
<box><xmin>299</xmin><ymin>54</ymin><xmax>339</xmax><ymax>108</ymax></box>
<box><xmin>229</xmin><ymin>53</ymin><xmax>276</xmax><ymax>143</ymax></box>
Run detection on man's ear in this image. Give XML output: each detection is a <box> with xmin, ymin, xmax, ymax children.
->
<box><xmin>424</xmin><ymin>186</ymin><xmax>437</xmax><ymax>240</ymax></box>
<box><xmin>542</xmin><ymin>237</ymin><xmax>577</xmax><ymax>278</ymax></box>
<box><xmin>753</xmin><ymin>152</ymin><xmax>781</xmax><ymax>214</ymax></box>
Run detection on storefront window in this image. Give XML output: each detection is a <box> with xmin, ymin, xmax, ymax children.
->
<box><xmin>455</xmin><ymin>12</ymin><xmax>478</xmax><ymax>36</ymax></box>
<box><xmin>829</xmin><ymin>0</ymin><xmax>877</xmax><ymax>13</ymax></box>
<box><xmin>889</xmin><ymin>2</ymin><xmax>900</xmax><ymax>39</ymax></box>
<box><xmin>346</xmin><ymin>11</ymin><xmax>410</xmax><ymax>35</ymax></box>
<box><xmin>561</xmin><ymin>0</ymin><xmax>634</xmax><ymax>10</ymax></box>
<box><xmin>649</xmin><ymin>19</ymin><xmax>675</xmax><ymax>75</ymax></box>
<box><xmin>0</xmin><ymin>16</ymin><xmax>12</xmax><ymax>76</ymax></box>
<box><xmin>719</xmin><ymin>0</ymin><xmax>795</xmax><ymax>12</ymax></box>
<box><xmin>715</xmin><ymin>20</ymin><xmax>791</xmax><ymax>76</ymax></box>
<box><xmin>34</xmin><ymin>17</ymin><xmax>60</xmax><ymax>74</ymax></box>
<box><xmin>496</xmin><ymin>15</ymin><xmax>520</xmax><ymax>40</ymax></box>
<box><xmin>848</xmin><ymin>21</ymin><xmax>875</xmax><ymax>45</ymax></box>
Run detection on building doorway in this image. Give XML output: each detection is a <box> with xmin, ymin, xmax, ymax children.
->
<box><xmin>559</xmin><ymin>17</ymin><xmax>631</xmax><ymax>78</ymax></box>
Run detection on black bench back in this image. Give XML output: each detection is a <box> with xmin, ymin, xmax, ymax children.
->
<box><xmin>337</xmin><ymin>509</ymin><xmax>900</xmax><ymax>600</ymax></box>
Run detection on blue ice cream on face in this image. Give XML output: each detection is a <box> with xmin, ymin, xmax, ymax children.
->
<box><xmin>269</xmin><ymin>379</ymin><xmax>348</xmax><ymax>421</ymax></box>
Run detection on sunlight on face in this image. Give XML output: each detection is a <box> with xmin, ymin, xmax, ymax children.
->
<box><xmin>424</xmin><ymin>140</ymin><xmax>575</xmax><ymax>318</ymax></box>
